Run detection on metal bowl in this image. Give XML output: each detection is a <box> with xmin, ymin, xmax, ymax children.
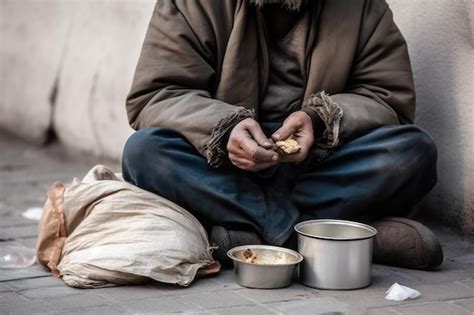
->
<box><xmin>295</xmin><ymin>219</ymin><xmax>377</xmax><ymax>290</ymax></box>
<box><xmin>227</xmin><ymin>245</ymin><xmax>303</xmax><ymax>289</ymax></box>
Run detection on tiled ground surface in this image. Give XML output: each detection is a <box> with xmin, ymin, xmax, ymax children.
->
<box><xmin>0</xmin><ymin>132</ymin><xmax>473</xmax><ymax>314</ymax></box>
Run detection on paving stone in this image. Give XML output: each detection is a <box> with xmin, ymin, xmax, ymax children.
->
<box><xmin>313</xmin><ymin>277</ymin><xmax>425</xmax><ymax>310</ymax></box>
<box><xmin>456</xmin><ymin>278</ymin><xmax>474</xmax><ymax>288</ymax></box>
<box><xmin>61</xmin><ymin>305</ymin><xmax>122</xmax><ymax>315</ymax></box>
<box><xmin>390</xmin><ymin>263</ymin><xmax>474</xmax><ymax>285</ymax></box>
<box><xmin>195</xmin><ymin>270</ymin><xmax>242</xmax><ymax>291</ymax></box>
<box><xmin>145</xmin><ymin>272</ymin><xmax>242</xmax><ymax>296</ymax></box>
<box><xmin>0</xmin><ymin>291</ymin><xmax>30</xmax><ymax>305</ymax></box>
<box><xmin>144</xmin><ymin>282</ymin><xmax>191</xmax><ymax>296</ymax></box>
<box><xmin>270</xmin><ymin>298</ymin><xmax>349</xmax><ymax>315</ymax></box>
<box><xmin>122</xmin><ymin>296</ymin><xmax>198</xmax><ymax>313</ymax></box>
<box><xmin>183</xmin><ymin>290</ymin><xmax>255</xmax><ymax>309</ymax></box>
<box><xmin>0</xmin><ymin>265</ymin><xmax>50</xmax><ymax>282</ymax></box>
<box><xmin>325</xmin><ymin>280</ymin><xmax>473</xmax><ymax>310</ymax></box>
<box><xmin>0</xmin><ymin>215</ymin><xmax>34</xmax><ymax>228</ymax></box>
<box><xmin>43</xmin><ymin>293</ymin><xmax>107</xmax><ymax>311</ymax></box>
<box><xmin>451</xmin><ymin>253</ymin><xmax>474</xmax><ymax>264</ymax></box>
<box><xmin>393</xmin><ymin>301</ymin><xmax>472</xmax><ymax>315</ymax></box>
<box><xmin>415</xmin><ymin>281</ymin><xmax>473</xmax><ymax>301</ymax></box>
<box><xmin>370</xmin><ymin>265</ymin><xmax>422</xmax><ymax>288</ymax></box>
<box><xmin>0</xmin><ymin>301</ymin><xmax>53</xmax><ymax>315</ymax></box>
<box><xmin>422</xmin><ymin>267</ymin><xmax>474</xmax><ymax>285</ymax></box>
<box><xmin>235</xmin><ymin>284</ymin><xmax>319</xmax><ymax>304</ymax></box>
<box><xmin>19</xmin><ymin>285</ymin><xmax>85</xmax><ymax>300</ymax></box>
<box><xmin>214</xmin><ymin>305</ymin><xmax>277</xmax><ymax>315</ymax></box>
<box><xmin>450</xmin><ymin>297</ymin><xmax>474</xmax><ymax>312</ymax></box>
<box><xmin>96</xmin><ymin>285</ymin><xmax>162</xmax><ymax>302</ymax></box>
<box><xmin>15</xmin><ymin>237</ymin><xmax>39</xmax><ymax>249</ymax></box>
<box><xmin>378</xmin><ymin>268</ymin><xmax>426</xmax><ymax>287</ymax></box>
<box><xmin>332</xmin><ymin>280</ymin><xmax>471</xmax><ymax>309</ymax></box>
<box><xmin>366</xmin><ymin>308</ymin><xmax>401</xmax><ymax>315</ymax></box>
<box><xmin>5</xmin><ymin>276</ymin><xmax>62</xmax><ymax>290</ymax></box>
<box><xmin>322</xmin><ymin>288</ymin><xmax>398</xmax><ymax>310</ymax></box>
<box><xmin>0</xmin><ymin>225</ymin><xmax>38</xmax><ymax>239</ymax></box>
<box><xmin>0</xmin><ymin>283</ymin><xmax>13</xmax><ymax>292</ymax></box>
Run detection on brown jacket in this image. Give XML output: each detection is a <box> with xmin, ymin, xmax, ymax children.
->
<box><xmin>126</xmin><ymin>0</ymin><xmax>415</xmax><ymax>167</ymax></box>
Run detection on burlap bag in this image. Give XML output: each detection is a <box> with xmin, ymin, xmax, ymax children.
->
<box><xmin>37</xmin><ymin>165</ymin><xmax>220</xmax><ymax>288</ymax></box>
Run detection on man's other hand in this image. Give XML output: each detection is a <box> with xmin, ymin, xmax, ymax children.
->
<box><xmin>272</xmin><ymin>111</ymin><xmax>314</xmax><ymax>163</ymax></box>
<box><xmin>227</xmin><ymin>118</ymin><xmax>279</xmax><ymax>172</ymax></box>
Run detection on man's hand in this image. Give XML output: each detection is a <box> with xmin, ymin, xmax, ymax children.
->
<box><xmin>227</xmin><ymin>118</ymin><xmax>279</xmax><ymax>172</ymax></box>
<box><xmin>272</xmin><ymin>111</ymin><xmax>314</xmax><ymax>163</ymax></box>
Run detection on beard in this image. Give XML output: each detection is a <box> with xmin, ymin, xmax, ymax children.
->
<box><xmin>247</xmin><ymin>0</ymin><xmax>306</xmax><ymax>11</ymax></box>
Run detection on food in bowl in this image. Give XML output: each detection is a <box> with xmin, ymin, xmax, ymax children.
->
<box><xmin>241</xmin><ymin>248</ymin><xmax>288</xmax><ymax>265</ymax></box>
<box><xmin>227</xmin><ymin>245</ymin><xmax>303</xmax><ymax>289</ymax></box>
<box><xmin>243</xmin><ymin>248</ymin><xmax>257</xmax><ymax>264</ymax></box>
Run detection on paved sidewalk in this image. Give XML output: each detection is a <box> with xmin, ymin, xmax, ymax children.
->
<box><xmin>0</xmin><ymin>132</ymin><xmax>473</xmax><ymax>315</ymax></box>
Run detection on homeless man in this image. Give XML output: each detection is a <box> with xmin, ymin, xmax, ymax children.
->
<box><xmin>122</xmin><ymin>0</ymin><xmax>443</xmax><ymax>269</ymax></box>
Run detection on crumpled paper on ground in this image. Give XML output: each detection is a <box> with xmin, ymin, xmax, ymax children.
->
<box><xmin>385</xmin><ymin>283</ymin><xmax>421</xmax><ymax>301</ymax></box>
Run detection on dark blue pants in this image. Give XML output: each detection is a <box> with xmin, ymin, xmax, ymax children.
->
<box><xmin>122</xmin><ymin>125</ymin><xmax>437</xmax><ymax>246</ymax></box>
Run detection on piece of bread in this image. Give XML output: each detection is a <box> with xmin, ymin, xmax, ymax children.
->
<box><xmin>276</xmin><ymin>138</ymin><xmax>301</xmax><ymax>154</ymax></box>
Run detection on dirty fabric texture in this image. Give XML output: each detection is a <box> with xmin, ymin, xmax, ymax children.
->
<box><xmin>303</xmin><ymin>92</ymin><xmax>343</xmax><ymax>148</ymax></box>
<box><xmin>37</xmin><ymin>165</ymin><xmax>220</xmax><ymax>288</ymax></box>
<box><xmin>206</xmin><ymin>108</ymin><xmax>255</xmax><ymax>167</ymax></box>
<box><xmin>126</xmin><ymin>0</ymin><xmax>415</xmax><ymax>167</ymax></box>
<box><xmin>303</xmin><ymin>91</ymin><xmax>344</xmax><ymax>157</ymax></box>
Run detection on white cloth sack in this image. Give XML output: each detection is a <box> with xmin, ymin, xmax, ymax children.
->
<box><xmin>37</xmin><ymin>165</ymin><xmax>220</xmax><ymax>288</ymax></box>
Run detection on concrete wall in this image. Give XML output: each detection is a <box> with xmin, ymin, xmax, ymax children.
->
<box><xmin>388</xmin><ymin>0</ymin><xmax>474</xmax><ymax>233</ymax></box>
<box><xmin>1</xmin><ymin>0</ymin><xmax>473</xmax><ymax>233</ymax></box>
<box><xmin>0</xmin><ymin>0</ymin><xmax>155</xmax><ymax>157</ymax></box>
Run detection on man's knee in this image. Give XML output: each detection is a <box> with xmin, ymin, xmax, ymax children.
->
<box><xmin>402</xmin><ymin>125</ymin><xmax>437</xmax><ymax>169</ymax></box>
<box><xmin>382</xmin><ymin>125</ymin><xmax>438</xmax><ymax>184</ymax></box>
<box><xmin>124</xmin><ymin>128</ymin><xmax>157</xmax><ymax>166</ymax></box>
<box><xmin>122</xmin><ymin>127</ymin><xmax>181</xmax><ymax>172</ymax></box>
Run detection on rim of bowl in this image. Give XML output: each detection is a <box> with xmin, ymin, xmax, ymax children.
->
<box><xmin>294</xmin><ymin>219</ymin><xmax>377</xmax><ymax>241</ymax></box>
<box><xmin>227</xmin><ymin>245</ymin><xmax>304</xmax><ymax>266</ymax></box>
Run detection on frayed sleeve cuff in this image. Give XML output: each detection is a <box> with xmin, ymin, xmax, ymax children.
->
<box><xmin>302</xmin><ymin>91</ymin><xmax>343</xmax><ymax>149</ymax></box>
<box><xmin>301</xmin><ymin>92</ymin><xmax>343</xmax><ymax>162</ymax></box>
<box><xmin>205</xmin><ymin>108</ymin><xmax>255</xmax><ymax>168</ymax></box>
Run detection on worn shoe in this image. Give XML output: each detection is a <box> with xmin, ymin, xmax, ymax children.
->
<box><xmin>371</xmin><ymin>217</ymin><xmax>443</xmax><ymax>270</ymax></box>
<box><xmin>210</xmin><ymin>226</ymin><xmax>263</xmax><ymax>267</ymax></box>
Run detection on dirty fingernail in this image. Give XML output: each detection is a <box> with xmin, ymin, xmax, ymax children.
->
<box><xmin>264</xmin><ymin>142</ymin><xmax>271</xmax><ymax>147</ymax></box>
